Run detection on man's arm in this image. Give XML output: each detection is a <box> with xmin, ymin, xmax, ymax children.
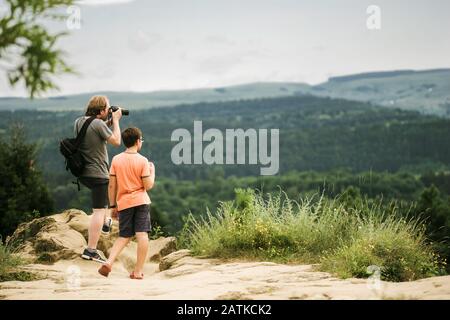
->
<box><xmin>107</xmin><ymin>109</ymin><xmax>122</xmax><ymax>147</ymax></box>
<box><xmin>142</xmin><ymin>162</ymin><xmax>155</xmax><ymax>191</ymax></box>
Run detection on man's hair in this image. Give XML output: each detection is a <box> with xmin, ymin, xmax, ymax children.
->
<box><xmin>85</xmin><ymin>95</ymin><xmax>109</xmax><ymax>116</ymax></box>
<box><xmin>122</xmin><ymin>127</ymin><xmax>142</xmax><ymax>148</ymax></box>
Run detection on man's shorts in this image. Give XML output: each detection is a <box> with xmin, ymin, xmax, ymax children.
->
<box><xmin>118</xmin><ymin>204</ymin><xmax>151</xmax><ymax>238</ymax></box>
<box><xmin>79</xmin><ymin>177</ymin><xmax>109</xmax><ymax>209</ymax></box>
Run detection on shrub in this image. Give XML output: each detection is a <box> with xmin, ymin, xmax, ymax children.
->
<box><xmin>179</xmin><ymin>188</ymin><xmax>446</xmax><ymax>281</ymax></box>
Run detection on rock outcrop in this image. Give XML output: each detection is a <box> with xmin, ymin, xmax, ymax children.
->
<box><xmin>5</xmin><ymin>209</ymin><xmax>177</xmax><ymax>265</ymax></box>
<box><xmin>159</xmin><ymin>249</ymin><xmax>192</xmax><ymax>271</ymax></box>
<box><xmin>148</xmin><ymin>237</ymin><xmax>177</xmax><ymax>262</ymax></box>
<box><xmin>6</xmin><ymin>209</ymin><xmax>91</xmax><ymax>264</ymax></box>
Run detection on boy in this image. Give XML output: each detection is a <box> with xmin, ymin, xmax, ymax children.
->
<box><xmin>98</xmin><ymin>127</ymin><xmax>155</xmax><ymax>279</ymax></box>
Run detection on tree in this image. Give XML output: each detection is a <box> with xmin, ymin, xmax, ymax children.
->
<box><xmin>414</xmin><ymin>185</ymin><xmax>450</xmax><ymax>271</ymax></box>
<box><xmin>0</xmin><ymin>0</ymin><xmax>75</xmax><ymax>98</ymax></box>
<box><xmin>416</xmin><ymin>185</ymin><xmax>449</xmax><ymax>235</ymax></box>
<box><xmin>0</xmin><ymin>124</ymin><xmax>54</xmax><ymax>239</ymax></box>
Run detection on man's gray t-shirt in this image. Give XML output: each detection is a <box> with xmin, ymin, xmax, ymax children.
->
<box><xmin>74</xmin><ymin>116</ymin><xmax>113</xmax><ymax>179</ymax></box>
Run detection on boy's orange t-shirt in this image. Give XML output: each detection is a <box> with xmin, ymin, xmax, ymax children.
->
<box><xmin>109</xmin><ymin>152</ymin><xmax>151</xmax><ymax>211</ymax></box>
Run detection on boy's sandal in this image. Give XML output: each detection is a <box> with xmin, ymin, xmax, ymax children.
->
<box><xmin>98</xmin><ymin>263</ymin><xmax>112</xmax><ymax>277</ymax></box>
<box><xmin>129</xmin><ymin>271</ymin><xmax>144</xmax><ymax>280</ymax></box>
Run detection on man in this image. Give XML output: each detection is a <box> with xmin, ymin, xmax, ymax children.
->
<box><xmin>98</xmin><ymin>127</ymin><xmax>155</xmax><ymax>279</ymax></box>
<box><xmin>75</xmin><ymin>95</ymin><xmax>122</xmax><ymax>263</ymax></box>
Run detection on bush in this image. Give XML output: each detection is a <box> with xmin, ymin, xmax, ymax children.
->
<box><xmin>320</xmin><ymin>222</ymin><xmax>444</xmax><ymax>281</ymax></box>
<box><xmin>179</xmin><ymin>188</ymin><xmax>446</xmax><ymax>281</ymax></box>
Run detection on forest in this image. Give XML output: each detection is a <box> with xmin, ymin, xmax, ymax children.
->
<box><xmin>0</xmin><ymin>95</ymin><xmax>449</xmax><ymax>270</ymax></box>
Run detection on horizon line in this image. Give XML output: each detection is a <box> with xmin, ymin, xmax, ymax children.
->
<box><xmin>1</xmin><ymin>67</ymin><xmax>449</xmax><ymax>100</ymax></box>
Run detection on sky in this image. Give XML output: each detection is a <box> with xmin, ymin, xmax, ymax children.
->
<box><xmin>0</xmin><ymin>0</ymin><xmax>449</xmax><ymax>97</ymax></box>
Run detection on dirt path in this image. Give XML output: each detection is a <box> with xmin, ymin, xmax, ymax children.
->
<box><xmin>1</xmin><ymin>256</ymin><xmax>449</xmax><ymax>300</ymax></box>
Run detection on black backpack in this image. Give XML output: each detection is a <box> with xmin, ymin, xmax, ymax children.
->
<box><xmin>59</xmin><ymin>116</ymin><xmax>96</xmax><ymax>189</ymax></box>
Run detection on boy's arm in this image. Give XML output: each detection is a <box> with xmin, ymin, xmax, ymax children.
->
<box><xmin>108</xmin><ymin>175</ymin><xmax>118</xmax><ymax>218</ymax></box>
<box><xmin>142</xmin><ymin>161</ymin><xmax>155</xmax><ymax>191</ymax></box>
<box><xmin>108</xmin><ymin>176</ymin><xmax>118</xmax><ymax>205</ymax></box>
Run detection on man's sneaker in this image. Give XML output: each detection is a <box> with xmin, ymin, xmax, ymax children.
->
<box><xmin>81</xmin><ymin>248</ymin><xmax>106</xmax><ymax>263</ymax></box>
<box><xmin>102</xmin><ymin>217</ymin><xmax>113</xmax><ymax>235</ymax></box>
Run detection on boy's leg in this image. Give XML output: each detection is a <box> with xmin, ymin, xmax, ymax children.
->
<box><xmin>133</xmin><ymin>204</ymin><xmax>151</xmax><ymax>275</ymax></box>
<box><xmin>134</xmin><ymin>232</ymin><xmax>149</xmax><ymax>275</ymax></box>
<box><xmin>99</xmin><ymin>236</ymin><xmax>130</xmax><ymax>277</ymax></box>
<box><xmin>106</xmin><ymin>207</ymin><xmax>134</xmax><ymax>267</ymax></box>
<box><xmin>99</xmin><ymin>208</ymin><xmax>133</xmax><ymax>277</ymax></box>
<box><xmin>106</xmin><ymin>237</ymin><xmax>131</xmax><ymax>266</ymax></box>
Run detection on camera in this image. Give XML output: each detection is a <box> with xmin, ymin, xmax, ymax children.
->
<box><xmin>110</xmin><ymin>105</ymin><xmax>129</xmax><ymax>116</ymax></box>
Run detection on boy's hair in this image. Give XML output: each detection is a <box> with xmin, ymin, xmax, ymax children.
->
<box><xmin>122</xmin><ymin>127</ymin><xmax>142</xmax><ymax>148</ymax></box>
<box><xmin>85</xmin><ymin>95</ymin><xmax>109</xmax><ymax>116</ymax></box>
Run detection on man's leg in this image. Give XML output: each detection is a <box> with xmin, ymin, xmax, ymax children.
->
<box><xmin>105</xmin><ymin>237</ymin><xmax>131</xmax><ymax>266</ymax></box>
<box><xmin>101</xmin><ymin>208</ymin><xmax>113</xmax><ymax>234</ymax></box>
<box><xmin>104</xmin><ymin>208</ymin><xmax>112</xmax><ymax>223</ymax></box>
<box><xmin>134</xmin><ymin>232</ymin><xmax>149</xmax><ymax>275</ymax></box>
<box><xmin>87</xmin><ymin>180</ymin><xmax>111</xmax><ymax>248</ymax></box>
<box><xmin>88</xmin><ymin>208</ymin><xmax>107</xmax><ymax>249</ymax></box>
<box><xmin>81</xmin><ymin>179</ymin><xmax>111</xmax><ymax>263</ymax></box>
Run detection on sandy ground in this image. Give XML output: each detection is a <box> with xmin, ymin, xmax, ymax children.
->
<box><xmin>2</xmin><ymin>210</ymin><xmax>449</xmax><ymax>300</ymax></box>
<box><xmin>1</xmin><ymin>256</ymin><xmax>449</xmax><ymax>300</ymax></box>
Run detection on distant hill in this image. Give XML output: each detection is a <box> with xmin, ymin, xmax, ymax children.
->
<box><xmin>0</xmin><ymin>82</ymin><xmax>310</xmax><ymax>111</ymax></box>
<box><xmin>0</xmin><ymin>68</ymin><xmax>449</xmax><ymax>116</ymax></box>
<box><xmin>313</xmin><ymin>69</ymin><xmax>450</xmax><ymax>117</ymax></box>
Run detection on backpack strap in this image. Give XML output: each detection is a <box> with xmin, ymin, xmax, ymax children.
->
<box><xmin>74</xmin><ymin>116</ymin><xmax>96</xmax><ymax>147</ymax></box>
<box><xmin>72</xmin><ymin>178</ymin><xmax>81</xmax><ymax>191</ymax></box>
<box><xmin>72</xmin><ymin>116</ymin><xmax>95</xmax><ymax>191</ymax></box>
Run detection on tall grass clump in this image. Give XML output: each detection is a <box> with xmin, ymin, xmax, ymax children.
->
<box><xmin>179</xmin><ymin>188</ymin><xmax>446</xmax><ymax>282</ymax></box>
<box><xmin>0</xmin><ymin>240</ymin><xmax>37</xmax><ymax>282</ymax></box>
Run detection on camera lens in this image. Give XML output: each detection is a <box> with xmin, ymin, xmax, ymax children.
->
<box><xmin>110</xmin><ymin>105</ymin><xmax>129</xmax><ymax>116</ymax></box>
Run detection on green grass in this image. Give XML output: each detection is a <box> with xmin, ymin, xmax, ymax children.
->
<box><xmin>0</xmin><ymin>241</ymin><xmax>38</xmax><ymax>282</ymax></box>
<box><xmin>179</xmin><ymin>188</ymin><xmax>447</xmax><ymax>282</ymax></box>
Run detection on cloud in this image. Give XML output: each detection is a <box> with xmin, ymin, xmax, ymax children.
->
<box><xmin>311</xmin><ymin>45</ymin><xmax>326</xmax><ymax>52</ymax></box>
<box><xmin>128</xmin><ymin>30</ymin><xmax>161</xmax><ymax>52</ymax></box>
<box><xmin>204</xmin><ymin>35</ymin><xmax>236</xmax><ymax>47</ymax></box>
<box><xmin>77</xmin><ymin>0</ymin><xmax>135</xmax><ymax>6</ymax></box>
<box><xmin>195</xmin><ymin>50</ymin><xmax>264</xmax><ymax>75</ymax></box>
